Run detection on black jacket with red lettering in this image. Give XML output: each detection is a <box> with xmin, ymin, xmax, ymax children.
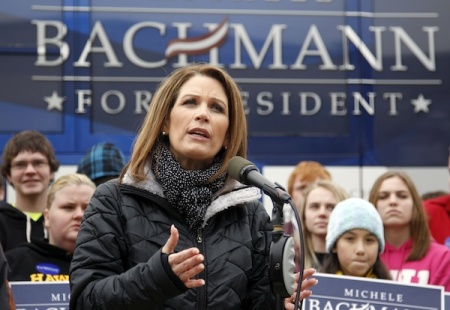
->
<box><xmin>69</xmin><ymin>173</ymin><xmax>276</xmax><ymax>310</ymax></box>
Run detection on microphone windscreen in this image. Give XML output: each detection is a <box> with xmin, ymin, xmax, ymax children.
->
<box><xmin>227</xmin><ymin>156</ymin><xmax>253</xmax><ymax>182</ymax></box>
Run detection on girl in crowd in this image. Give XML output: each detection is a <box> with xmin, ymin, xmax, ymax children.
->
<box><xmin>69</xmin><ymin>64</ymin><xmax>317</xmax><ymax>310</ymax></box>
<box><xmin>369</xmin><ymin>171</ymin><xmax>450</xmax><ymax>291</ymax></box>
<box><xmin>297</xmin><ymin>180</ymin><xmax>348</xmax><ymax>271</ymax></box>
<box><xmin>322</xmin><ymin>198</ymin><xmax>391</xmax><ymax>279</ymax></box>
<box><xmin>6</xmin><ymin>173</ymin><xmax>95</xmax><ymax>281</ymax></box>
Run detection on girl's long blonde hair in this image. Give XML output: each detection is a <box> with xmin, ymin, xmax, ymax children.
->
<box><xmin>300</xmin><ymin>180</ymin><xmax>349</xmax><ymax>269</ymax></box>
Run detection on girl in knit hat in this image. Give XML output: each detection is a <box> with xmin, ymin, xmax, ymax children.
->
<box><xmin>321</xmin><ymin>197</ymin><xmax>391</xmax><ymax>279</ymax></box>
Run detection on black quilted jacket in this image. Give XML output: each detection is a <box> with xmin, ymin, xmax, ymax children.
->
<box><xmin>69</xmin><ymin>175</ymin><xmax>276</xmax><ymax>310</ymax></box>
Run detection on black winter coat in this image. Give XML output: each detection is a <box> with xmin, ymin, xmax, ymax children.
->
<box><xmin>69</xmin><ymin>176</ymin><xmax>276</xmax><ymax>310</ymax></box>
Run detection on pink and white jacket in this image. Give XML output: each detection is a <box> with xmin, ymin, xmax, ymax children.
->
<box><xmin>381</xmin><ymin>238</ymin><xmax>450</xmax><ymax>291</ymax></box>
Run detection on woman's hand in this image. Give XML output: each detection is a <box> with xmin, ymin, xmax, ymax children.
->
<box><xmin>284</xmin><ymin>268</ymin><xmax>318</xmax><ymax>310</ymax></box>
<box><xmin>162</xmin><ymin>225</ymin><xmax>205</xmax><ymax>288</ymax></box>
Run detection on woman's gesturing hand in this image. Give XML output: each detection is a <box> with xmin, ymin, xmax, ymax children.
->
<box><xmin>284</xmin><ymin>268</ymin><xmax>318</xmax><ymax>310</ymax></box>
<box><xmin>162</xmin><ymin>225</ymin><xmax>205</xmax><ymax>288</ymax></box>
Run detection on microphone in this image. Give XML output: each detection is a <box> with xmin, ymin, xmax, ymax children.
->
<box><xmin>227</xmin><ymin>156</ymin><xmax>291</xmax><ymax>205</ymax></box>
<box><xmin>227</xmin><ymin>156</ymin><xmax>296</xmax><ymax>300</ymax></box>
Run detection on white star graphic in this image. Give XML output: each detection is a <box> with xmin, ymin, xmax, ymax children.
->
<box><xmin>411</xmin><ymin>94</ymin><xmax>432</xmax><ymax>113</ymax></box>
<box><xmin>44</xmin><ymin>91</ymin><xmax>66</xmax><ymax>111</ymax></box>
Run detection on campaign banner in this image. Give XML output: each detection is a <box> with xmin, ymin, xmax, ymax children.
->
<box><xmin>302</xmin><ymin>273</ymin><xmax>444</xmax><ymax>310</ymax></box>
<box><xmin>10</xmin><ymin>281</ymin><xmax>70</xmax><ymax>310</ymax></box>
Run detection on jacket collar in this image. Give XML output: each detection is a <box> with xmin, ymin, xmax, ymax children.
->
<box><xmin>122</xmin><ymin>167</ymin><xmax>262</xmax><ymax>228</ymax></box>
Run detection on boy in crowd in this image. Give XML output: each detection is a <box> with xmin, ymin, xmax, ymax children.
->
<box><xmin>0</xmin><ymin>130</ymin><xmax>59</xmax><ymax>252</ymax></box>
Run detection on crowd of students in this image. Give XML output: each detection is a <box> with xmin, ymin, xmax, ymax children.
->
<box><xmin>284</xmin><ymin>159</ymin><xmax>450</xmax><ymax>292</ymax></box>
<box><xmin>0</xmin><ymin>131</ymin><xmax>126</xmax><ymax>309</ymax></box>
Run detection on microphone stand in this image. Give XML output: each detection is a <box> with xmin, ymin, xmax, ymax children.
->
<box><xmin>268</xmin><ymin>185</ymin><xmax>292</xmax><ymax>310</ymax></box>
<box><xmin>271</xmin><ymin>197</ymin><xmax>285</xmax><ymax>310</ymax></box>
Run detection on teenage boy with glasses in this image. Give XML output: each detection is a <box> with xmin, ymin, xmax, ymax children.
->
<box><xmin>0</xmin><ymin>130</ymin><xmax>59</xmax><ymax>252</ymax></box>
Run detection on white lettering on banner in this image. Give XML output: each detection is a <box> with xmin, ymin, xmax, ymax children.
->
<box><xmin>60</xmin><ymin>89</ymin><xmax>422</xmax><ymax>116</ymax></box>
<box><xmin>32</xmin><ymin>20</ymin><xmax>438</xmax><ymax>72</ymax></box>
<box><xmin>51</xmin><ymin>293</ymin><xmax>70</xmax><ymax>301</ymax></box>
<box><xmin>74</xmin><ymin>21</ymin><xmax>123</xmax><ymax>68</ymax></box>
<box><xmin>33</xmin><ymin>20</ymin><xmax>69</xmax><ymax>66</ymax></box>
<box><xmin>101</xmin><ymin>90</ymin><xmax>126</xmax><ymax>114</ymax></box>
<box><xmin>75</xmin><ymin>89</ymin><xmax>92</xmax><ymax>113</ymax></box>
<box><xmin>344</xmin><ymin>289</ymin><xmax>403</xmax><ymax>302</ymax></box>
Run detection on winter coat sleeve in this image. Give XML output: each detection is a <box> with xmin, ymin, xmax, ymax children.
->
<box><xmin>69</xmin><ymin>183</ymin><xmax>186</xmax><ymax>310</ymax></box>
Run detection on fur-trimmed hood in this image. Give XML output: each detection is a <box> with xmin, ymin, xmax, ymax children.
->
<box><xmin>121</xmin><ymin>167</ymin><xmax>262</xmax><ymax>227</ymax></box>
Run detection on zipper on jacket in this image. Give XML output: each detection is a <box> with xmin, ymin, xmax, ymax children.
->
<box><xmin>196</xmin><ymin>228</ymin><xmax>207</xmax><ymax>309</ymax></box>
<box><xmin>196</xmin><ymin>228</ymin><xmax>203</xmax><ymax>244</ymax></box>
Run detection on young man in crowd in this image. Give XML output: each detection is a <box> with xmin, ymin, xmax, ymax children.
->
<box><xmin>0</xmin><ymin>130</ymin><xmax>60</xmax><ymax>252</ymax></box>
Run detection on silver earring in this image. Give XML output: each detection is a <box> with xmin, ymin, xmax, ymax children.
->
<box><xmin>162</xmin><ymin>131</ymin><xmax>167</xmax><ymax>136</ymax></box>
<box><xmin>224</xmin><ymin>145</ymin><xmax>228</xmax><ymax>150</ymax></box>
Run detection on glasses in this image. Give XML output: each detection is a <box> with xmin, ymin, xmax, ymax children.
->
<box><xmin>11</xmin><ymin>160</ymin><xmax>49</xmax><ymax>171</ymax></box>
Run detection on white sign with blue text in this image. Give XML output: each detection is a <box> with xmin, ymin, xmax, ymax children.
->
<box><xmin>303</xmin><ymin>273</ymin><xmax>444</xmax><ymax>310</ymax></box>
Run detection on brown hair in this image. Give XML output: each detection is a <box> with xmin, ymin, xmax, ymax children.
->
<box><xmin>287</xmin><ymin>161</ymin><xmax>331</xmax><ymax>196</ymax></box>
<box><xmin>421</xmin><ymin>190</ymin><xmax>448</xmax><ymax>200</ymax></box>
<box><xmin>368</xmin><ymin>171</ymin><xmax>431</xmax><ymax>261</ymax></box>
<box><xmin>300</xmin><ymin>180</ymin><xmax>349</xmax><ymax>269</ymax></box>
<box><xmin>1</xmin><ymin>130</ymin><xmax>60</xmax><ymax>179</ymax></box>
<box><xmin>47</xmin><ymin>173</ymin><xmax>96</xmax><ymax>210</ymax></box>
<box><xmin>120</xmin><ymin>63</ymin><xmax>247</xmax><ymax>183</ymax></box>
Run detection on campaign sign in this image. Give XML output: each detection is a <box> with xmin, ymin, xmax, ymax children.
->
<box><xmin>445</xmin><ymin>293</ymin><xmax>450</xmax><ymax>309</ymax></box>
<box><xmin>303</xmin><ymin>273</ymin><xmax>443</xmax><ymax>310</ymax></box>
<box><xmin>10</xmin><ymin>281</ymin><xmax>70</xmax><ymax>310</ymax></box>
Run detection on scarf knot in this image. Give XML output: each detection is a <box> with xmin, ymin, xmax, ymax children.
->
<box><xmin>152</xmin><ymin>143</ymin><xmax>226</xmax><ymax>230</ymax></box>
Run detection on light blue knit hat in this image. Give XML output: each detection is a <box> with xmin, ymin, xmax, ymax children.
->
<box><xmin>326</xmin><ymin>197</ymin><xmax>385</xmax><ymax>253</ymax></box>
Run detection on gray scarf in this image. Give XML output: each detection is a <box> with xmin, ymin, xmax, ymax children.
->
<box><xmin>152</xmin><ymin>143</ymin><xmax>227</xmax><ymax>230</ymax></box>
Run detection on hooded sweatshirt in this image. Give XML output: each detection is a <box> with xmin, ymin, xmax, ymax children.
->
<box><xmin>380</xmin><ymin>238</ymin><xmax>450</xmax><ymax>291</ymax></box>
<box><xmin>5</xmin><ymin>238</ymin><xmax>72</xmax><ymax>282</ymax></box>
<box><xmin>0</xmin><ymin>201</ymin><xmax>47</xmax><ymax>252</ymax></box>
<box><xmin>423</xmin><ymin>194</ymin><xmax>450</xmax><ymax>246</ymax></box>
